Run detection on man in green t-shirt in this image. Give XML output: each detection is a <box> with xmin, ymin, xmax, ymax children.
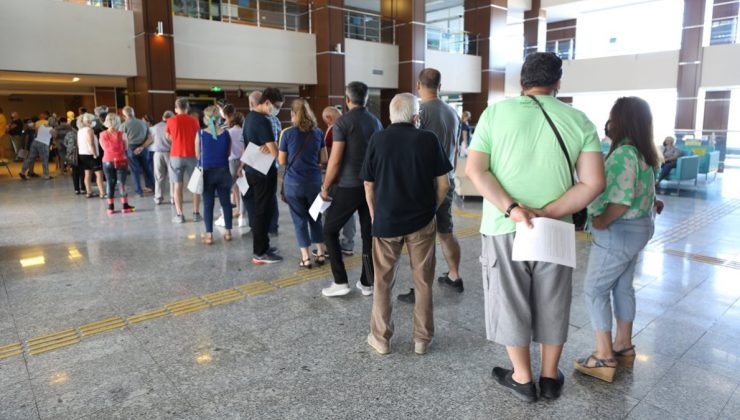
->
<box><xmin>466</xmin><ymin>52</ymin><xmax>605</xmax><ymax>402</ymax></box>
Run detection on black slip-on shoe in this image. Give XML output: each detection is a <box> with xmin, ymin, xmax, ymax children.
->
<box><xmin>539</xmin><ymin>369</ymin><xmax>565</xmax><ymax>400</ymax></box>
<box><xmin>438</xmin><ymin>273</ymin><xmax>464</xmax><ymax>292</ymax></box>
<box><xmin>397</xmin><ymin>288</ymin><xmax>415</xmax><ymax>304</ymax></box>
<box><xmin>492</xmin><ymin>367</ymin><xmax>537</xmax><ymax>403</ymax></box>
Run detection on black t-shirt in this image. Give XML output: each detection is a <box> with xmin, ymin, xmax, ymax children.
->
<box><xmin>8</xmin><ymin>119</ymin><xmax>23</xmax><ymax>136</ymax></box>
<box><xmin>242</xmin><ymin>111</ymin><xmax>276</xmax><ymax>176</ymax></box>
<box><xmin>361</xmin><ymin>123</ymin><xmax>453</xmax><ymax>238</ymax></box>
<box><xmin>332</xmin><ymin>107</ymin><xmax>382</xmax><ymax>188</ymax></box>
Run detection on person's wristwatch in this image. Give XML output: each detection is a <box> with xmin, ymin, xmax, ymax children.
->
<box><xmin>504</xmin><ymin>202</ymin><xmax>520</xmax><ymax>218</ymax></box>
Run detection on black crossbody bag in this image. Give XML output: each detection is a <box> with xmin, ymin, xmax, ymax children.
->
<box><xmin>528</xmin><ymin>95</ymin><xmax>588</xmax><ymax>231</ymax></box>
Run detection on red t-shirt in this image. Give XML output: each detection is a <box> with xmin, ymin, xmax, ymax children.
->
<box><xmin>99</xmin><ymin>130</ymin><xmax>126</xmax><ymax>162</ymax></box>
<box><xmin>167</xmin><ymin>114</ymin><xmax>200</xmax><ymax>158</ymax></box>
<box><xmin>324</xmin><ymin>125</ymin><xmax>334</xmax><ymax>155</ymax></box>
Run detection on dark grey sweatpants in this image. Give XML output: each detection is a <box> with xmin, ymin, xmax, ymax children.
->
<box><xmin>480</xmin><ymin>233</ymin><xmax>573</xmax><ymax>347</ymax></box>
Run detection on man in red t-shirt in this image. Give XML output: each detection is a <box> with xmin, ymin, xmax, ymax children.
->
<box><xmin>165</xmin><ymin>98</ymin><xmax>202</xmax><ymax>224</ymax></box>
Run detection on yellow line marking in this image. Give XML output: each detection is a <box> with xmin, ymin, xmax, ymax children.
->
<box><xmin>236</xmin><ymin>281</ymin><xmax>277</xmax><ymax>296</ymax></box>
<box><xmin>79</xmin><ymin>317</ymin><xmax>126</xmax><ymax>337</ymax></box>
<box><xmin>663</xmin><ymin>249</ymin><xmax>740</xmax><ymax>269</ymax></box>
<box><xmin>28</xmin><ymin>337</ymin><xmax>81</xmax><ymax>356</ymax></box>
<box><xmin>0</xmin><ymin>342</ymin><xmax>23</xmax><ymax>360</ymax></box>
<box><xmin>452</xmin><ymin>209</ymin><xmax>482</xmax><ymax>220</ymax></box>
<box><xmin>127</xmin><ymin>309</ymin><xmax>169</xmax><ymax>324</ymax></box>
<box><xmin>27</xmin><ymin>329</ymin><xmax>77</xmax><ymax>346</ymax></box>
<box><xmin>202</xmin><ymin>289</ymin><xmax>243</xmax><ymax>306</ymax></box>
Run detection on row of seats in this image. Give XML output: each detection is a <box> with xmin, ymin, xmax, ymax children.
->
<box><xmin>664</xmin><ymin>145</ymin><xmax>721</xmax><ymax>192</ymax></box>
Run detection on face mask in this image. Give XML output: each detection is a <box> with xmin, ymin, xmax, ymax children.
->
<box><xmin>91</xmin><ymin>121</ymin><xmax>97</xmax><ymax>128</ymax></box>
<box><xmin>270</xmin><ymin>106</ymin><xmax>280</xmax><ymax>117</ymax></box>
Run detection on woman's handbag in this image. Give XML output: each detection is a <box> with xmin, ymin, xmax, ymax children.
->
<box><xmin>187</xmin><ymin>135</ymin><xmax>204</xmax><ymax>195</ymax></box>
<box><xmin>280</xmin><ymin>131</ymin><xmax>310</xmax><ymax>203</ymax></box>
<box><xmin>113</xmin><ymin>158</ymin><xmax>129</xmax><ymax>170</ymax></box>
<box><xmin>528</xmin><ymin>95</ymin><xmax>588</xmax><ymax>231</ymax></box>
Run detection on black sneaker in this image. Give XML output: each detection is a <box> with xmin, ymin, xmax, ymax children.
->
<box><xmin>28</xmin><ymin>172</ymin><xmax>40</xmax><ymax>178</ymax></box>
<box><xmin>492</xmin><ymin>367</ymin><xmax>537</xmax><ymax>403</ymax></box>
<box><xmin>397</xmin><ymin>289</ymin><xmax>415</xmax><ymax>304</ymax></box>
<box><xmin>252</xmin><ymin>253</ymin><xmax>283</xmax><ymax>265</ymax></box>
<box><xmin>267</xmin><ymin>247</ymin><xmax>280</xmax><ymax>255</ymax></box>
<box><xmin>438</xmin><ymin>273</ymin><xmax>464</xmax><ymax>293</ymax></box>
<box><xmin>19</xmin><ymin>173</ymin><xmax>27</xmax><ymax>180</ymax></box>
<box><xmin>539</xmin><ymin>369</ymin><xmax>565</xmax><ymax>400</ymax></box>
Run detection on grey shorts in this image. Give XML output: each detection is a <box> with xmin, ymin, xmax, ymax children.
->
<box><xmin>228</xmin><ymin>159</ymin><xmax>240</xmax><ymax>180</ymax></box>
<box><xmin>480</xmin><ymin>233</ymin><xmax>573</xmax><ymax>347</ymax></box>
<box><xmin>170</xmin><ymin>157</ymin><xmax>197</xmax><ymax>183</ymax></box>
<box><xmin>435</xmin><ymin>182</ymin><xmax>454</xmax><ymax>234</ymax></box>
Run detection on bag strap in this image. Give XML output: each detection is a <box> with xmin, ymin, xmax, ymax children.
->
<box><xmin>285</xmin><ymin>130</ymin><xmax>310</xmax><ymax>173</ymax></box>
<box><xmin>527</xmin><ymin>95</ymin><xmax>575</xmax><ymax>186</ymax></box>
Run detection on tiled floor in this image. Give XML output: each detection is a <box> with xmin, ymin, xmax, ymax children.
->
<box><xmin>1</xmin><ymin>161</ymin><xmax>739</xmax><ymax>419</ymax></box>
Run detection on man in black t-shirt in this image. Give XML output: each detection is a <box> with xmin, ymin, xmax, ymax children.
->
<box><xmin>361</xmin><ymin>93</ymin><xmax>451</xmax><ymax>355</ymax></box>
<box><xmin>240</xmin><ymin>87</ymin><xmax>284</xmax><ymax>264</ymax></box>
<box><xmin>319</xmin><ymin>81</ymin><xmax>382</xmax><ymax>298</ymax></box>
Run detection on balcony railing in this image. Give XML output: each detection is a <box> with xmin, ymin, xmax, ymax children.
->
<box><xmin>344</xmin><ymin>9</ymin><xmax>395</xmax><ymax>44</ymax></box>
<box><xmin>546</xmin><ymin>38</ymin><xmax>575</xmax><ymax>60</ymax></box>
<box><xmin>173</xmin><ymin>0</ymin><xmax>311</xmax><ymax>32</ymax></box>
<box><xmin>426</xmin><ymin>29</ymin><xmax>477</xmax><ymax>55</ymax></box>
<box><xmin>62</xmin><ymin>0</ymin><xmax>130</xmax><ymax>9</ymax></box>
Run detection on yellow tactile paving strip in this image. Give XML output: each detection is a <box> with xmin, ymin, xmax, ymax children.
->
<box><xmin>2</xmin><ymin>205</ymin><xmax>736</xmax><ymax>362</ymax></box>
<box><xmin>649</xmin><ymin>199</ymin><xmax>740</xmax><ymax>247</ymax></box>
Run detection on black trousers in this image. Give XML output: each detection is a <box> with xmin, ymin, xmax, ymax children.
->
<box><xmin>71</xmin><ymin>165</ymin><xmax>83</xmax><ymax>192</ymax></box>
<box><xmin>322</xmin><ymin>186</ymin><xmax>373</xmax><ymax>286</ymax></box>
<box><xmin>246</xmin><ymin>169</ymin><xmax>277</xmax><ymax>256</ymax></box>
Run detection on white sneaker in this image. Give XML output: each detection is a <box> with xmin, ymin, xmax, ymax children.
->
<box><xmin>415</xmin><ymin>341</ymin><xmax>429</xmax><ymax>355</ymax></box>
<box><xmin>355</xmin><ymin>281</ymin><xmax>373</xmax><ymax>296</ymax></box>
<box><xmin>322</xmin><ymin>283</ymin><xmax>351</xmax><ymax>297</ymax></box>
<box><xmin>214</xmin><ymin>215</ymin><xmax>225</xmax><ymax>227</ymax></box>
<box><xmin>237</xmin><ymin>216</ymin><xmax>247</xmax><ymax>228</ymax></box>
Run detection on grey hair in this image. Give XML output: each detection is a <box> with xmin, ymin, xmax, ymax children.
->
<box><xmin>94</xmin><ymin>105</ymin><xmax>109</xmax><ymax>117</ymax></box>
<box><xmin>162</xmin><ymin>110</ymin><xmax>175</xmax><ymax>120</ymax></box>
<box><xmin>175</xmin><ymin>98</ymin><xmax>189</xmax><ymax>112</ymax></box>
<box><xmin>389</xmin><ymin>93</ymin><xmax>419</xmax><ymax>124</ymax></box>
<box><xmin>81</xmin><ymin>113</ymin><xmax>96</xmax><ymax>127</ymax></box>
<box><xmin>122</xmin><ymin>106</ymin><xmax>135</xmax><ymax>119</ymax></box>
<box><xmin>104</xmin><ymin>113</ymin><xmax>122</xmax><ymax>130</ymax></box>
<box><xmin>248</xmin><ymin>91</ymin><xmax>262</xmax><ymax>109</ymax></box>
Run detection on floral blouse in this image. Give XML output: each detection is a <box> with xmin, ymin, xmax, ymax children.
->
<box><xmin>588</xmin><ymin>141</ymin><xmax>656</xmax><ymax>220</ymax></box>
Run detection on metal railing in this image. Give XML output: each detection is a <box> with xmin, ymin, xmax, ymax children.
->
<box><xmin>426</xmin><ymin>29</ymin><xmax>477</xmax><ymax>55</ymax></box>
<box><xmin>173</xmin><ymin>0</ymin><xmax>311</xmax><ymax>33</ymax></box>
<box><xmin>344</xmin><ymin>9</ymin><xmax>395</xmax><ymax>44</ymax></box>
<box><xmin>62</xmin><ymin>0</ymin><xmax>130</xmax><ymax>9</ymax></box>
<box><xmin>545</xmin><ymin>38</ymin><xmax>575</xmax><ymax>60</ymax></box>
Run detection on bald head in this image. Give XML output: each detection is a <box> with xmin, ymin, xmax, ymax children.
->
<box><xmin>322</xmin><ymin>106</ymin><xmax>342</xmax><ymax>126</ymax></box>
<box><xmin>249</xmin><ymin>91</ymin><xmax>262</xmax><ymax>110</ymax></box>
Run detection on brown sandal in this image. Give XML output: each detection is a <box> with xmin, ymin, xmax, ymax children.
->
<box><xmin>614</xmin><ymin>345</ymin><xmax>636</xmax><ymax>368</ymax></box>
<box><xmin>202</xmin><ymin>234</ymin><xmax>214</xmax><ymax>245</ymax></box>
<box><xmin>574</xmin><ymin>354</ymin><xmax>617</xmax><ymax>383</ymax></box>
<box><xmin>224</xmin><ymin>231</ymin><xmax>232</xmax><ymax>242</ymax></box>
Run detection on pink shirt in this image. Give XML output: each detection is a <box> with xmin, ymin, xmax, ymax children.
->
<box><xmin>99</xmin><ymin>130</ymin><xmax>127</xmax><ymax>162</ymax></box>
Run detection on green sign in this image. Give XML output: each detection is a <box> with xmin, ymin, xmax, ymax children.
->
<box><xmin>210</xmin><ymin>86</ymin><xmax>222</xmax><ymax>92</ymax></box>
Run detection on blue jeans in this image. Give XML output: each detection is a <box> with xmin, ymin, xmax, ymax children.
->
<box><xmin>102</xmin><ymin>161</ymin><xmax>129</xmax><ymax>198</ymax></box>
<box><xmin>203</xmin><ymin>166</ymin><xmax>233</xmax><ymax>233</ymax></box>
<box><xmin>127</xmin><ymin>146</ymin><xmax>154</xmax><ymax>194</ymax></box>
<box><xmin>284</xmin><ymin>181</ymin><xmax>324</xmax><ymax>248</ymax></box>
<box><xmin>243</xmin><ymin>188</ymin><xmax>279</xmax><ymax>233</ymax></box>
<box><xmin>584</xmin><ymin>216</ymin><xmax>654</xmax><ymax>331</ymax></box>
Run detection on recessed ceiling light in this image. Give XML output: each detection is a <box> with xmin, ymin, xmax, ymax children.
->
<box><xmin>72</xmin><ymin>77</ymin><xmax>80</xmax><ymax>82</ymax></box>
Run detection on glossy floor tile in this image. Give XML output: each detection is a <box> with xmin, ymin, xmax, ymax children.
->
<box><xmin>1</xmin><ymin>163</ymin><xmax>739</xmax><ymax>419</ymax></box>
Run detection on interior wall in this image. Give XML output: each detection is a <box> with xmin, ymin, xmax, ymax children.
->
<box><xmin>0</xmin><ymin>95</ymin><xmax>95</xmax><ymax>121</ymax></box>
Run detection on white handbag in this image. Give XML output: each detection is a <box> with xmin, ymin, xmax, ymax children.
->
<box><xmin>187</xmin><ymin>166</ymin><xmax>203</xmax><ymax>194</ymax></box>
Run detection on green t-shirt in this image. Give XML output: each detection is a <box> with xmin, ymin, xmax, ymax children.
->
<box><xmin>588</xmin><ymin>142</ymin><xmax>656</xmax><ymax>219</ymax></box>
<box><xmin>468</xmin><ymin>95</ymin><xmax>602</xmax><ymax>236</ymax></box>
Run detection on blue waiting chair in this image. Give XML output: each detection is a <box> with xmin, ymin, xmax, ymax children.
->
<box><xmin>664</xmin><ymin>155</ymin><xmax>700</xmax><ymax>194</ymax></box>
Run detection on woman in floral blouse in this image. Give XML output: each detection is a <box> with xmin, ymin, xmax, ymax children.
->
<box><xmin>575</xmin><ymin>97</ymin><xmax>664</xmax><ymax>383</ymax></box>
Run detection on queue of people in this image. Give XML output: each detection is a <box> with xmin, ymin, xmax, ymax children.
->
<box><xmin>2</xmin><ymin>56</ymin><xmax>672</xmax><ymax>404</ymax></box>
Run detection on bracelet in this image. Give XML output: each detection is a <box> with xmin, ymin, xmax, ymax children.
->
<box><xmin>504</xmin><ymin>202</ymin><xmax>519</xmax><ymax>218</ymax></box>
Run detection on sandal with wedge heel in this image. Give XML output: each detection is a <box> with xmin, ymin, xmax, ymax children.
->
<box><xmin>614</xmin><ymin>345</ymin><xmax>636</xmax><ymax>368</ymax></box>
<box><xmin>574</xmin><ymin>354</ymin><xmax>617</xmax><ymax>383</ymax></box>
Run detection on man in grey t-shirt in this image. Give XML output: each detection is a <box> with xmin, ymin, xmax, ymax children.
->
<box><xmin>399</xmin><ymin>68</ymin><xmax>464</xmax><ymax>304</ymax></box>
<box><xmin>122</xmin><ymin>106</ymin><xmax>154</xmax><ymax>196</ymax></box>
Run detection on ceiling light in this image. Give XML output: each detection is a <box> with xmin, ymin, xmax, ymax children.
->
<box><xmin>72</xmin><ymin>77</ymin><xmax>80</xmax><ymax>82</ymax></box>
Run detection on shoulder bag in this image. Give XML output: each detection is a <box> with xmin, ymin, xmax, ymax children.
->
<box><xmin>528</xmin><ymin>95</ymin><xmax>588</xmax><ymax>231</ymax></box>
<box><xmin>187</xmin><ymin>131</ymin><xmax>204</xmax><ymax>195</ymax></box>
<box><xmin>280</xmin><ymin>130</ymin><xmax>310</xmax><ymax>203</ymax></box>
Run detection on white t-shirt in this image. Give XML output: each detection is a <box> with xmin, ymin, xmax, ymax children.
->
<box><xmin>35</xmin><ymin>125</ymin><xmax>53</xmax><ymax>146</ymax></box>
<box><xmin>77</xmin><ymin>127</ymin><xmax>99</xmax><ymax>156</ymax></box>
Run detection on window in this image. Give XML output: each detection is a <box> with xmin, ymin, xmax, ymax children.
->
<box><xmin>710</xmin><ymin>18</ymin><xmax>737</xmax><ymax>45</ymax></box>
<box><xmin>546</xmin><ymin>39</ymin><xmax>575</xmax><ymax>60</ymax></box>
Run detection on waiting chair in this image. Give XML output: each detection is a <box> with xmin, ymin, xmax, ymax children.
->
<box><xmin>664</xmin><ymin>155</ymin><xmax>700</xmax><ymax>194</ymax></box>
<box><xmin>0</xmin><ymin>159</ymin><xmax>11</xmax><ymax>176</ymax></box>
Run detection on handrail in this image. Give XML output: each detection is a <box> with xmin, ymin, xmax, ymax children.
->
<box><xmin>426</xmin><ymin>29</ymin><xmax>478</xmax><ymax>55</ymax></box>
<box><xmin>173</xmin><ymin>0</ymin><xmax>312</xmax><ymax>33</ymax></box>
<box><xmin>62</xmin><ymin>0</ymin><xmax>130</xmax><ymax>10</ymax></box>
<box><xmin>341</xmin><ymin>7</ymin><xmax>396</xmax><ymax>44</ymax></box>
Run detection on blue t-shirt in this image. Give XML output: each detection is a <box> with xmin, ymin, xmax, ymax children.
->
<box><xmin>200</xmin><ymin>129</ymin><xmax>231</xmax><ymax>169</ymax></box>
<box><xmin>279</xmin><ymin>127</ymin><xmax>325</xmax><ymax>184</ymax></box>
<box><xmin>242</xmin><ymin>111</ymin><xmax>276</xmax><ymax>175</ymax></box>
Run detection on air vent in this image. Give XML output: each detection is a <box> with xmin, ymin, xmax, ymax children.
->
<box><xmin>372</xmin><ymin>69</ymin><xmax>384</xmax><ymax>75</ymax></box>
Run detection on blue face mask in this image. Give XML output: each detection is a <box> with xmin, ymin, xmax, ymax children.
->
<box><xmin>270</xmin><ymin>106</ymin><xmax>280</xmax><ymax>117</ymax></box>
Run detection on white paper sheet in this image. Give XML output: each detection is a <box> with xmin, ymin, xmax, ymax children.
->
<box><xmin>240</xmin><ymin>142</ymin><xmax>275</xmax><ymax>175</ymax></box>
<box><xmin>512</xmin><ymin>217</ymin><xmax>576</xmax><ymax>268</ymax></box>
<box><xmin>35</xmin><ymin>126</ymin><xmax>53</xmax><ymax>146</ymax></box>
<box><xmin>309</xmin><ymin>194</ymin><xmax>331</xmax><ymax>221</ymax></box>
<box><xmin>236</xmin><ymin>173</ymin><xmax>249</xmax><ymax>196</ymax></box>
